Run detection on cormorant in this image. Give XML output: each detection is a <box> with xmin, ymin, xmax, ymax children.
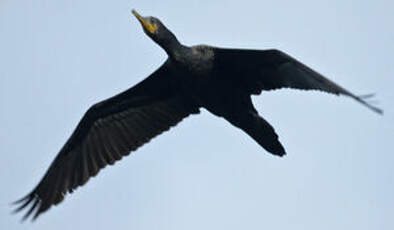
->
<box><xmin>14</xmin><ymin>10</ymin><xmax>382</xmax><ymax>220</ymax></box>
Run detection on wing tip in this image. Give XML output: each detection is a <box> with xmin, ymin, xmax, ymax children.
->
<box><xmin>12</xmin><ymin>192</ymin><xmax>43</xmax><ymax>222</ymax></box>
<box><xmin>353</xmin><ymin>93</ymin><xmax>383</xmax><ymax>115</ymax></box>
<box><xmin>371</xmin><ymin>106</ymin><xmax>384</xmax><ymax>115</ymax></box>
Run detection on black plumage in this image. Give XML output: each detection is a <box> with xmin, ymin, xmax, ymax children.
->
<box><xmin>14</xmin><ymin>10</ymin><xmax>382</xmax><ymax>220</ymax></box>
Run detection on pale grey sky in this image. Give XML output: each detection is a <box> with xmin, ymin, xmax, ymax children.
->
<box><xmin>1</xmin><ymin>0</ymin><xmax>393</xmax><ymax>229</ymax></box>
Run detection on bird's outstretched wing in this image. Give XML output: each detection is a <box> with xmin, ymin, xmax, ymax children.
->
<box><xmin>13</xmin><ymin>61</ymin><xmax>200</xmax><ymax>220</ymax></box>
<box><xmin>213</xmin><ymin>48</ymin><xmax>382</xmax><ymax>114</ymax></box>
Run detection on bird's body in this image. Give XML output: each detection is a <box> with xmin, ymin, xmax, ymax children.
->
<box><xmin>168</xmin><ymin>46</ymin><xmax>217</xmax><ymax>103</ymax></box>
<box><xmin>14</xmin><ymin>10</ymin><xmax>382</xmax><ymax>220</ymax></box>
<box><xmin>170</xmin><ymin>46</ymin><xmax>233</xmax><ymax>114</ymax></box>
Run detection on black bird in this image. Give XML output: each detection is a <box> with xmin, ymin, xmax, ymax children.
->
<box><xmin>14</xmin><ymin>10</ymin><xmax>382</xmax><ymax>220</ymax></box>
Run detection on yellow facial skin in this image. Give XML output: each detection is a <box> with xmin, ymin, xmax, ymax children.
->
<box><xmin>132</xmin><ymin>10</ymin><xmax>158</xmax><ymax>34</ymax></box>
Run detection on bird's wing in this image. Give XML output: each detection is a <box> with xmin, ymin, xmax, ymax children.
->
<box><xmin>14</xmin><ymin>62</ymin><xmax>200</xmax><ymax>220</ymax></box>
<box><xmin>213</xmin><ymin>48</ymin><xmax>382</xmax><ymax>114</ymax></box>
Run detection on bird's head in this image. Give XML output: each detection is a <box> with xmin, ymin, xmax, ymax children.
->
<box><xmin>132</xmin><ymin>10</ymin><xmax>180</xmax><ymax>54</ymax></box>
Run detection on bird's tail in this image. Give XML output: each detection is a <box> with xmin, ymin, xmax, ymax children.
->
<box><xmin>225</xmin><ymin>112</ymin><xmax>286</xmax><ymax>157</ymax></box>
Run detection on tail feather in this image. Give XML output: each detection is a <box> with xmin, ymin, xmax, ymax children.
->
<box><xmin>225</xmin><ymin>112</ymin><xmax>286</xmax><ymax>157</ymax></box>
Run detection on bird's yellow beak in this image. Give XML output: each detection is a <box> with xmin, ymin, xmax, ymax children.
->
<box><xmin>132</xmin><ymin>9</ymin><xmax>158</xmax><ymax>34</ymax></box>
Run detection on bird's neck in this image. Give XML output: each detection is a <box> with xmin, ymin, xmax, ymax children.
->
<box><xmin>159</xmin><ymin>33</ymin><xmax>185</xmax><ymax>58</ymax></box>
<box><xmin>165</xmin><ymin>44</ymin><xmax>189</xmax><ymax>61</ymax></box>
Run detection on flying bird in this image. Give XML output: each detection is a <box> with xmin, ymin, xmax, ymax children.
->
<box><xmin>14</xmin><ymin>10</ymin><xmax>382</xmax><ymax>220</ymax></box>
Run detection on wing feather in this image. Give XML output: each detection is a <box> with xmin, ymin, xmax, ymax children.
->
<box><xmin>14</xmin><ymin>61</ymin><xmax>200</xmax><ymax>220</ymax></box>
<box><xmin>213</xmin><ymin>48</ymin><xmax>382</xmax><ymax>114</ymax></box>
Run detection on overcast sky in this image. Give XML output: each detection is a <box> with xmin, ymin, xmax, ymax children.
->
<box><xmin>1</xmin><ymin>0</ymin><xmax>393</xmax><ymax>229</ymax></box>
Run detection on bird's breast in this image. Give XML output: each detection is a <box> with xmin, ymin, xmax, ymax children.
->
<box><xmin>172</xmin><ymin>45</ymin><xmax>215</xmax><ymax>75</ymax></box>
